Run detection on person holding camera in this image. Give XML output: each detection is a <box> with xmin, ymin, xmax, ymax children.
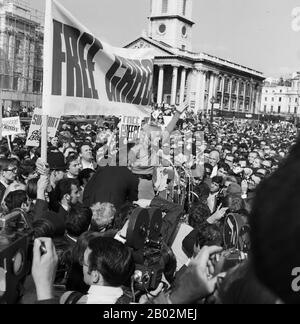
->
<box><xmin>31</xmin><ymin>238</ymin><xmax>59</xmax><ymax>304</ymax></box>
<box><xmin>32</xmin><ymin>237</ymin><xmax>135</xmax><ymax>304</ymax></box>
<box><xmin>149</xmin><ymin>245</ymin><xmax>225</xmax><ymax>304</ymax></box>
<box><xmin>31</xmin><ymin>236</ymin><xmax>226</xmax><ymax>305</ymax></box>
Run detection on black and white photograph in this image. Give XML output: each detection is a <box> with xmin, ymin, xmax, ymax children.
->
<box><xmin>1</xmin><ymin>0</ymin><xmax>300</xmax><ymax>309</ymax></box>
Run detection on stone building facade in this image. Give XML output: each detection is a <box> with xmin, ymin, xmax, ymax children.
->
<box><xmin>126</xmin><ymin>0</ymin><xmax>265</xmax><ymax>116</ymax></box>
<box><xmin>0</xmin><ymin>0</ymin><xmax>43</xmax><ymax>111</ymax></box>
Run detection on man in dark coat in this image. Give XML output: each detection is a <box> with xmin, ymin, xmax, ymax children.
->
<box><xmin>83</xmin><ymin>166</ymin><xmax>139</xmax><ymax>211</ymax></box>
<box><xmin>34</xmin><ymin>177</ymin><xmax>81</xmax><ymax>237</ymax></box>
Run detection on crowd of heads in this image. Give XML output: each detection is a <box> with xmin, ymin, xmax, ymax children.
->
<box><xmin>0</xmin><ymin>111</ymin><xmax>299</xmax><ymax>304</ymax></box>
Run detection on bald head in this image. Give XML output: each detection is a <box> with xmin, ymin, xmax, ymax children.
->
<box><xmin>209</xmin><ymin>150</ymin><xmax>220</xmax><ymax>167</ymax></box>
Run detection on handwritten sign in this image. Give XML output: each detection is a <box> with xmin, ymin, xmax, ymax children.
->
<box><xmin>2</xmin><ymin>117</ymin><xmax>22</xmax><ymax>137</ymax></box>
<box><xmin>26</xmin><ymin>108</ymin><xmax>60</xmax><ymax>147</ymax></box>
<box><xmin>119</xmin><ymin>116</ymin><xmax>142</xmax><ymax>142</ymax></box>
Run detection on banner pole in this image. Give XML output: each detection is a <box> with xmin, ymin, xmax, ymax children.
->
<box><xmin>0</xmin><ymin>100</ymin><xmax>2</xmax><ymax>141</ymax></box>
<box><xmin>41</xmin><ymin>115</ymin><xmax>48</xmax><ymax>160</ymax></box>
<box><xmin>41</xmin><ymin>0</ymin><xmax>53</xmax><ymax>162</ymax></box>
<box><xmin>6</xmin><ymin>136</ymin><xmax>12</xmax><ymax>153</ymax></box>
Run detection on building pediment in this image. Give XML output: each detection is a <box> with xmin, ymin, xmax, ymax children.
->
<box><xmin>125</xmin><ymin>37</ymin><xmax>176</xmax><ymax>57</ymax></box>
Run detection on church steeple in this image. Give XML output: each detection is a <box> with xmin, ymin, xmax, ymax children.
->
<box><xmin>148</xmin><ymin>0</ymin><xmax>194</xmax><ymax>51</ymax></box>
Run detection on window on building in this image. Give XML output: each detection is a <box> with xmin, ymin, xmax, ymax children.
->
<box><xmin>13</xmin><ymin>73</ymin><xmax>19</xmax><ymax>91</ymax></box>
<box><xmin>272</xmin><ymin>97</ymin><xmax>274</xmax><ymax>102</ymax></box>
<box><xmin>278</xmin><ymin>106</ymin><xmax>281</xmax><ymax>114</ymax></box>
<box><xmin>271</xmin><ymin>106</ymin><xmax>273</xmax><ymax>113</ymax></box>
<box><xmin>280</xmin><ymin>89</ymin><xmax>282</xmax><ymax>93</ymax></box>
<box><xmin>264</xmin><ymin>105</ymin><xmax>267</xmax><ymax>113</ymax></box>
<box><xmin>265</xmin><ymin>97</ymin><xmax>268</xmax><ymax>101</ymax></box>
<box><xmin>162</xmin><ymin>0</ymin><xmax>168</xmax><ymax>13</ymax></box>
<box><xmin>288</xmin><ymin>106</ymin><xmax>291</xmax><ymax>114</ymax></box>
<box><xmin>290</xmin><ymin>97</ymin><xmax>292</xmax><ymax>103</ymax></box>
<box><xmin>296</xmin><ymin>98</ymin><xmax>298</xmax><ymax>103</ymax></box>
<box><xmin>15</xmin><ymin>38</ymin><xmax>21</xmax><ymax>56</ymax></box>
<box><xmin>183</xmin><ymin>0</ymin><xmax>187</xmax><ymax>15</ymax></box>
<box><xmin>295</xmin><ymin>107</ymin><xmax>298</xmax><ymax>114</ymax></box>
<box><xmin>279</xmin><ymin>97</ymin><xmax>282</xmax><ymax>102</ymax></box>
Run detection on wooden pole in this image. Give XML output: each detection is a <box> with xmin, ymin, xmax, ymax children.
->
<box><xmin>0</xmin><ymin>101</ymin><xmax>2</xmax><ymax>141</ymax></box>
<box><xmin>7</xmin><ymin>135</ymin><xmax>12</xmax><ymax>153</ymax></box>
<box><xmin>41</xmin><ymin>115</ymin><xmax>48</xmax><ymax>161</ymax></box>
<box><xmin>41</xmin><ymin>0</ymin><xmax>53</xmax><ymax>162</ymax></box>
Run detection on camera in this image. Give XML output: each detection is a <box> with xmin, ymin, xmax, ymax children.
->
<box><xmin>213</xmin><ymin>249</ymin><xmax>247</xmax><ymax>276</ymax></box>
<box><xmin>126</xmin><ymin>207</ymin><xmax>176</xmax><ymax>292</ymax></box>
<box><xmin>0</xmin><ymin>210</ymin><xmax>33</xmax><ymax>304</ymax></box>
<box><xmin>211</xmin><ymin>212</ymin><xmax>250</xmax><ymax>277</ymax></box>
<box><xmin>222</xmin><ymin>212</ymin><xmax>251</xmax><ymax>253</ymax></box>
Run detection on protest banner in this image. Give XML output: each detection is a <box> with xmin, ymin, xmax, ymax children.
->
<box><xmin>42</xmin><ymin>0</ymin><xmax>155</xmax><ymax>119</ymax></box>
<box><xmin>119</xmin><ymin>116</ymin><xmax>142</xmax><ymax>142</ymax></box>
<box><xmin>26</xmin><ymin>108</ymin><xmax>60</xmax><ymax>147</ymax></box>
<box><xmin>41</xmin><ymin>0</ymin><xmax>155</xmax><ymax>161</ymax></box>
<box><xmin>1</xmin><ymin>117</ymin><xmax>22</xmax><ymax>137</ymax></box>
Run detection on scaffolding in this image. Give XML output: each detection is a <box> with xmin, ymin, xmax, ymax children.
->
<box><xmin>0</xmin><ymin>0</ymin><xmax>44</xmax><ymax>109</ymax></box>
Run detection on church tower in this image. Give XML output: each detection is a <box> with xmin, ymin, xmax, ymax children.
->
<box><xmin>148</xmin><ymin>0</ymin><xmax>194</xmax><ymax>52</ymax></box>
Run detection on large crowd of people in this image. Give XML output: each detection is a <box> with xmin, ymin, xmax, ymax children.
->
<box><xmin>0</xmin><ymin>103</ymin><xmax>299</xmax><ymax>304</ymax></box>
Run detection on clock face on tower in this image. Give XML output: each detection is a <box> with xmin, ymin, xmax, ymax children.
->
<box><xmin>158</xmin><ymin>23</ymin><xmax>166</xmax><ymax>34</ymax></box>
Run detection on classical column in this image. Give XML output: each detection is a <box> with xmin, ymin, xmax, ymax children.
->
<box><xmin>179</xmin><ymin>67</ymin><xmax>187</xmax><ymax>104</ymax></box>
<box><xmin>185</xmin><ymin>69</ymin><xmax>193</xmax><ymax>107</ymax></box>
<box><xmin>213</xmin><ymin>73</ymin><xmax>219</xmax><ymax>97</ymax></box>
<box><xmin>256</xmin><ymin>86</ymin><xmax>262</xmax><ymax>114</ymax></box>
<box><xmin>28</xmin><ymin>41</ymin><xmax>35</xmax><ymax>93</ymax></box>
<box><xmin>171</xmin><ymin>66</ymin><xmax>179</xmax><ymax>105</ymax></box>
<box><xmin>23</xmin><ymin>36</ymin><xmax>30</xmax><ymax>92</ymax></box>
<box><xmin>157</xmin><ymin>65</ymin><xmax>164</xmax><ymax>105</ymax></box>
<box><xmin>194</xmin><ymin>69</ymin><xmax>206</xmax><ymax>113</ymax></box>
<box><xmin>220</xmin><ymin>75</ymin><xmax>225</xmax><ymax>110</ymax></box>
<box><xmin>252</xmin><ymin>82</ymin><xmax>258</xmax><ymax>114</ymax></box>
<box><xmin>0</xmin><ymin>29</ymin><xmax>4</xmax><ymax>51</ymax></box>
<box><xmin>8</xmin><ymin>33</ymin><xmax>16</xmax><ymax>90</ymax></box>
<box><xmin>208</xmin><ymin>71</ymin><xmax>217</xmax><ymax>103</ymax></box>
<box><xmin>243</xmin><ymin>81</ymin><xmax>247</xmax><ymax>112</ymax></box>
<box><xmin>199</xmin><ymin>70</ymin><xmax>207</xmax><ymax>112</ymax></box>
<box><xmin>194</xmin><ymin>69</ymin><xmax>202</xmax><ymax>113</ymax></box>
<box><xmin>8</xmin><ymin>33</ymin><xmax>15</xmax><ymax>61</ymax></box>
<box><xmin>249</xmin><ymin>81</ymin><xmax>254</xmax><ymax>113</ymax></box>
<box><xmin>228</xmin><ymin>77</ymin><xmax>233</xmax><ymax>110</ymax></box>
<box><xmin>235</xmin><ymin>80</ymin><xmax>240</xmax><ymax>111</ymax></box>
<box><xmin>250</xmin><ymin>87</ymin><xmax>255</xmax><ymax>114</ymax></box>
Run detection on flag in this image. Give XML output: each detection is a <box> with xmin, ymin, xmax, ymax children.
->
<box><xmin>42</xmin><ymin>0</ymin><xmax>155</xmax><ymax>118</ymax></box>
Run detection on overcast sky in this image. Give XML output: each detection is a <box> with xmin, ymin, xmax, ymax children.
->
<box><xmin>29</xmin><ymin>0</ymin><xmax>300</xmax><ymax>78</ymax></box>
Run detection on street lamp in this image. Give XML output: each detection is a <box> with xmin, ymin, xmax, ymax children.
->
<box><xmin>210</xmin><ymin>96</ymin><xmax>216</xmax><ymax>124</ymax></box>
